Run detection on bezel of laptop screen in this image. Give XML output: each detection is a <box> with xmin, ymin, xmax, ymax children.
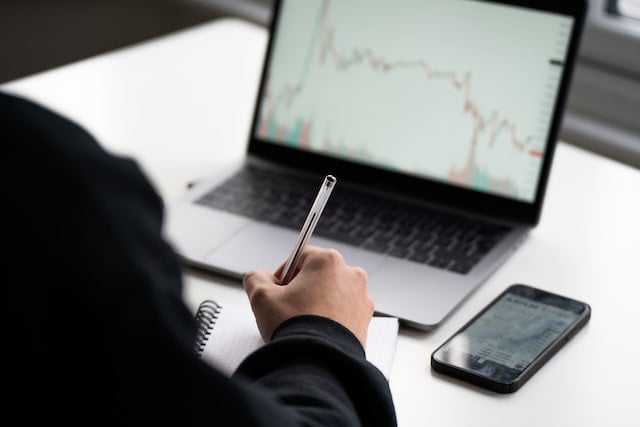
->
<box><xmin>247</xmin><ymin>0</ymin><xmax>587</xmax><ymax>225</ymax></box>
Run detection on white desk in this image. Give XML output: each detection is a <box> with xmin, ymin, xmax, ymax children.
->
<box><xmin>4</xmin><ymin>18</ymin><xmax>640</xmax><ymax>427</ymax></box>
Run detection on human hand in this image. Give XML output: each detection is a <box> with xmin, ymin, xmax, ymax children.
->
<box><xmin>242</xmin><ymin>245</ymin><xmax>374</xmax><ymax>347</ymax></box>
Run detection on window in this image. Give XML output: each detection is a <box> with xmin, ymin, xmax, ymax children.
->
<box><xmin>561</xmin><ymin>0</ymin><xmax>640</xmax><ymax>168</ymax></box>
<box><xmin>609</xmin><ymin>0</ymin><xmax>640</xmax><ymax>21</ymax></box>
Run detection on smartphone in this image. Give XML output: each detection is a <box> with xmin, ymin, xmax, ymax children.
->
<box><xmin>431</xmin><ymin>284</ymin><xmax>591</xmax><ymax>393</ymax></box>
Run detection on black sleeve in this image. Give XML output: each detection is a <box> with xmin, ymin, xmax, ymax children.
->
<box><xmin>3</xmin><ymin>92</ymin><xmax>396</xmax><ymax>426</ymax></box>
<box><xmin>236</xmin><ymin>315</ymin><xmax>398</xmax><ymax>426</ymax></box>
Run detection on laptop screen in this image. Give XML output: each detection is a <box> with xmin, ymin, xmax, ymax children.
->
<box><xmin>251</xmin><ymin>0</ymin><xmax>584</xmax><ymax>219</ymax></box>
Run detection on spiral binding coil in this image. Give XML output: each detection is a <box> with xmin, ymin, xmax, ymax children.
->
<box><xmin>194</xmin><ymin>300</ymin><xmax>222</xmax><ymax>356</ymax></box>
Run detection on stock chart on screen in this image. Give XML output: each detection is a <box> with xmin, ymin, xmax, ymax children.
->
<box><xmin>255</xmin><ymin>0</ymin><xmax>573</xmax><ymax>203</ymax></box>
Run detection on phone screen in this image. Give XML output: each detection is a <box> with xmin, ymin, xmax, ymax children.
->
<box><xmin>432</xmin><ymin>285</ymin><xmax>589</xmax><ymax>385</ymax></box>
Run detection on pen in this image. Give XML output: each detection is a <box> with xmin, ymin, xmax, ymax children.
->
<box><xmin>279</xmin><ymin>174</ymin><xmax>337</xmax><ymax>285</ymax></box>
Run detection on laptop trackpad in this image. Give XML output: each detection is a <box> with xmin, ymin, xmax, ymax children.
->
<box><xmin>309</xmin><ymin>236</ymin><xmax>386</xmax><ymax>273</ymax></box>
<box><xmin>204</xmin><ymin>223</ymin><xmax>386</xmax><ymax>277</ymax></box>
<box><xmin>204</xmin><ymin>223</ymin><xmax>300</xmax><ymax>275</ymax></box>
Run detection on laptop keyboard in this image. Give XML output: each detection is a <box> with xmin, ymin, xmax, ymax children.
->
<box><xmin>196</xmin><ymin>167</ymin><xmax>511</xmax><ymax>275</ymax></box>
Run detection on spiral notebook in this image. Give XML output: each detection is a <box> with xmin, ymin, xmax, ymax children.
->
<box><xmin>194</xmin><ymin>300</ymin><xmax>399</xmax><ymax>378</ymax></box>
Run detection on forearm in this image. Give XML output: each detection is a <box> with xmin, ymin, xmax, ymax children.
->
<box><xmin>234</xmin><ymin>316</ymin><xmax>397</xmax><ymax>427</ymax></box>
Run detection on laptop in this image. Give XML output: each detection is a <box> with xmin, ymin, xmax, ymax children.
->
<box><xmin>166</xmin><ymin>0</ymin><xmax>586</xmax><ymax>330</ymax></box>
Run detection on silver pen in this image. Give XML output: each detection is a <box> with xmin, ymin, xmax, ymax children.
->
<box><xmin>279</xmin><ymin>175</ymin><xmax>337</xmax><ymax>285</ymax></box>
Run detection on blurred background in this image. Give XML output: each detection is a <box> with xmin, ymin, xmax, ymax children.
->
<box><xmin>1</xmin><ymin>0</ymin><xmax>638</xmax><ymax>168</ymax></box>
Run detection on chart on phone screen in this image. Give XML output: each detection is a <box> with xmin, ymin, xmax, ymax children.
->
<box><xmin>256</xmin><ymin>0</ymin><xmax>573</xmax><ymax>202</ymax></box>
<box><xmin>461</xmin><ymin>294</ymin><xmax>580</xmax><ymax>369</ymax></box>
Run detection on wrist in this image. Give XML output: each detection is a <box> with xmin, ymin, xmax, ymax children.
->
<box><xmin>271</xmin><ymin>315</ymin><xmax>366</xmax><ymax>358</ymax></box>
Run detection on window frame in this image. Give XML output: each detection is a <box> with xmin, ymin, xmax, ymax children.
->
<box><xmin>559</xmin><ymin>0</ymin><xmax>640</xmax><ymax>168</ymax></box>
<box><xmin>580</xmin><ymin>0</ymin><xmax>640</xmax><ymax>77</ymax></box>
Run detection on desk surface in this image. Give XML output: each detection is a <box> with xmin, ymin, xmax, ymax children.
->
<box><xmin>4</xmin><ymin>18</ymin><xmax>640</xmax><ymax>427</ymax></box>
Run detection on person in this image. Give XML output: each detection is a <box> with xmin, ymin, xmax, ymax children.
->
<box><xmin>3</xmin><ymin>91</ymin><xmax>397</xmax><ymax>426</ymax></box>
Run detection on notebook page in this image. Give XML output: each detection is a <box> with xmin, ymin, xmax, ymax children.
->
<box><xmin>199</xmin><ymin>304</ymin><xmax>264</xmax><ymax>376</ymax></box>
<box><xmin>365</xmin><ymin>316</ymin><xmax>399</xmax><ymax>379</ymax></box>
<box><xmin>198</xmin><ymin>303</ymin><xmax>399</xmax><ymax>378</ymax></box>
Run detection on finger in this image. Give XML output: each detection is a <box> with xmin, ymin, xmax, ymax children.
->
<box><xmin>349</xmin><ymin>265</ymin><xmax>368</xmax><ymax>283</ymax></box>
<box><xmin>273</xmin><ymin>261</ymin><xmax>286</xmax><ymax>279</ymax></box>
<box><xmin>242</xmin><ymin>269</ymin><xmax>277</xmax><ymax>293</ymax></box>
<box><xmin>304</xmin><ymin>247</ymin><xmax>346</xmax><ymax>270</ymax></box>
<box><xmin>275</xmin><ymin>245</ymin><xmax>324</xmax><ymax>280</ymax></box>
